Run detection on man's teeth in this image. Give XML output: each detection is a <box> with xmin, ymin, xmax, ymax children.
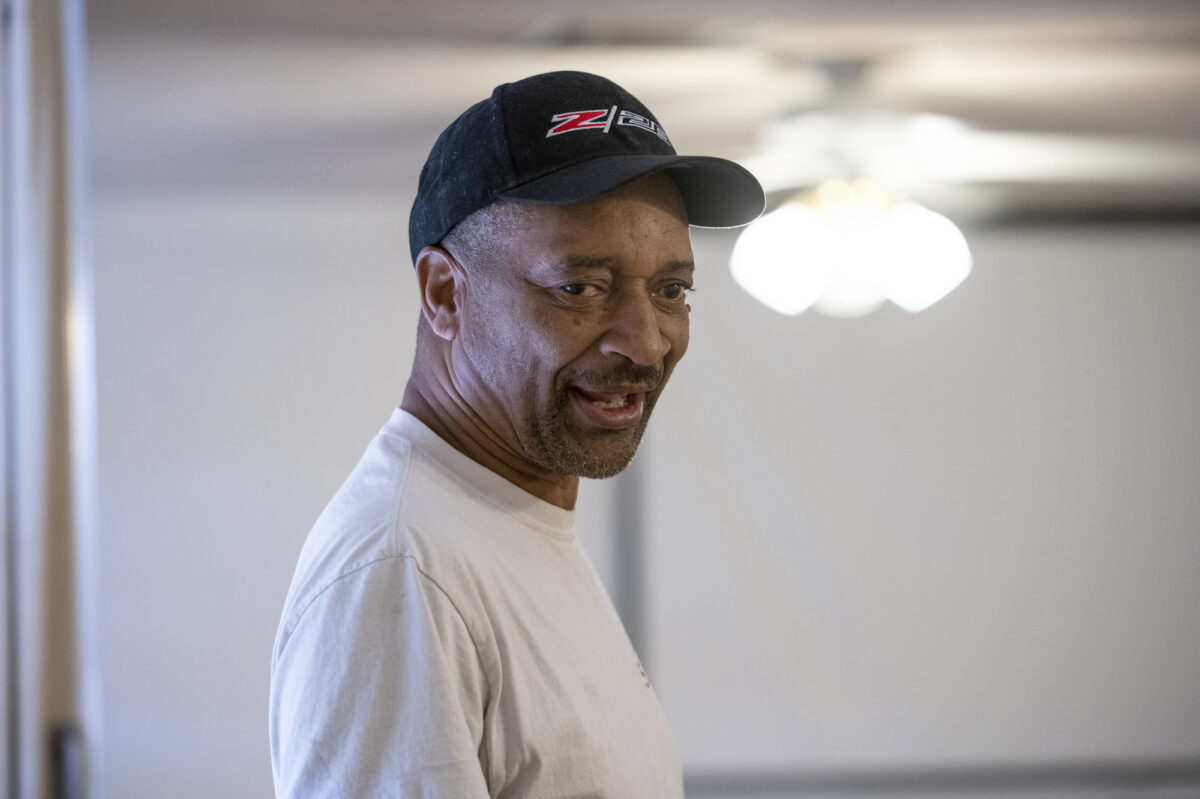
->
<box><xmin>592</xmin><ymin>396</ymin><xmax>629</xmax><ymax>410</ymax></box>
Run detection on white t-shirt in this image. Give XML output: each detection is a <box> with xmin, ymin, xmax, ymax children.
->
<box><xmin>270</xmin><ymin>409</ymin><xmax>683</xmax><ymax>798</ymax></box>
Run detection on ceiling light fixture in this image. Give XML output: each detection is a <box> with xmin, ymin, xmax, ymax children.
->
<box><xmin>730</xmin><ymin>178</ymin><xmax>972</xmax><ymax>318</ymax></box>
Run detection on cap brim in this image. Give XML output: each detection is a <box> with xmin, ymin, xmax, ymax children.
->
<box><xmin>499</xmin><ymin>154</ymin><xmax>765</xmax><ymax>228</ymax></box>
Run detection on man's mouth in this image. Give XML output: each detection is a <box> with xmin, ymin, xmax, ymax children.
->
<box><xmin>569</xmin><ymin>387</ymin><xmax>649</xmax><ymax>426</ymax></box>
<box><xmin>587</xmin><ymin>393</ymin><xmax>631</xmax><ymax>410</ymax></box>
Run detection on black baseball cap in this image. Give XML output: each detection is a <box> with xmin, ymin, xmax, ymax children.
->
<box><xmin>408</xmin><ymin>70</ymin><xmax>765</xmax><ymax>262</ymax></box>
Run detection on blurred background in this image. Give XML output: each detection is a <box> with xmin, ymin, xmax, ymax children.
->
<box><xmin>5</xmin><ymin>0</ymin><xmax>1200</xmax><ymax>797</ymax></box>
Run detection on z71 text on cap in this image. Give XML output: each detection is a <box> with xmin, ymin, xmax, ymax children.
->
<box><xmin>546</xmin><ymin>106</ymin><xmax>671</xmax><ymax>144</ymax></box>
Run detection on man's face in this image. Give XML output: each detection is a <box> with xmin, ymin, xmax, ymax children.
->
<box><xmin>450</xmin><ymin>174</ymin><xmax>693</xmax><ymax>479</ymax></box>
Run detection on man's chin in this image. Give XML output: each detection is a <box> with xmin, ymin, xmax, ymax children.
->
<box><xmin>571</xmin><ymin>452</ymin><xmax>637</xmax><ymax>480</ymax></box>
<box><xmin>533</xmin><ymin>420</ymin><xmax>647</xmax><ymax>479</ymax></box>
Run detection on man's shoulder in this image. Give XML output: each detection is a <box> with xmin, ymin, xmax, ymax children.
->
<box><xmin>276</xmin><ymin>408</ymin><xmax>577</xmax><ymax>652</ymax></box>
<box><xmin>278</xmin><ymin>413</ymin><xmax>494</xmax><ymax>626</ymax></box>
<box><xmin>309</xmin><ymin>421</ymin><xmax>418</xmax><ymax>558</ymax></box>
<box><xmin>273</xmin><ymin>423</ymin><xmax>412</xmax><ymax>629</ymax></box>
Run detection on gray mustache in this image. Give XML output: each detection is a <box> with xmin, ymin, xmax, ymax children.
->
<box><xmin>569</xmin><ymin>361</ymin><xmax>663</xmax><ymax>392</ymax></box>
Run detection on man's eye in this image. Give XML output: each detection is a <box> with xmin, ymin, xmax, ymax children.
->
<box><xmin>559</xmin><ymin>283</ymin><xmax>600</xmax><ymax>298</ymax></box>
<box><xmin>661</xmin><ymin>282</ymin><xmax>693</xmax><ymax>301</ymax></box>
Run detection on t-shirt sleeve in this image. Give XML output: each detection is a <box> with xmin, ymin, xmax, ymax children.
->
<box><xmin>270</xmin><ymin>555</ymin><xmax>491</xmax><ymax>798</ymax></box>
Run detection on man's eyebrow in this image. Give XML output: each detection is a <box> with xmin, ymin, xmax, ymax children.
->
<box><xmin>551</xmin><ymin>256</ymin><xmax>695</xmax><ymax>271</ymax></box>
<box><xmin>552</xmin><ymin>255</ymin><xmax>617</xmax><ymax>272</ymax></box>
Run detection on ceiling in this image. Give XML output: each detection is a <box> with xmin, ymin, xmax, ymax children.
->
<box><xmin>88</xmin><ymin>0</ymin><xmax>1200</xmax><ymax>221</ymax></box>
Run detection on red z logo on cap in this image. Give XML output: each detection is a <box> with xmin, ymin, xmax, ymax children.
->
<box><xmin>546</xmin><ymin>106</ymin><xmax>618</xmax><ymax>137</ymax></box>
<box><xmin>546</xmin><ymin>106</ymin><xmax>671</xmax><ymax>144</ymax></box>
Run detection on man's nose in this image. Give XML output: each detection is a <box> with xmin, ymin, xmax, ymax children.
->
<box><xmin>597</xmin><ymin>290</ymin><xmax>671</xmax><ymax>366</ymax></box>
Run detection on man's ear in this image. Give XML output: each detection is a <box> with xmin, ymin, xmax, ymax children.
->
<box><xmin>414</xmin><ymin>245</ymin><xmax>467</xmax><ymax>341</ymax></box>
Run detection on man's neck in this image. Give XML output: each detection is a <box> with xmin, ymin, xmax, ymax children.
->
<box><xmin>400</xmin><ymin>381</ymin><xmax>580</xmax><ymax>510</ymax></box>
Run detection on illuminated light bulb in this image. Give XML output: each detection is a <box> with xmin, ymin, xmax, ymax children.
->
<box><xmin>730</xmin><ymin>204</ymin><xmax>831</xmax><ymax>315</ymax></box>
<box><xmin>880</xmin><ymin>203</ymin><xmax>973</xmax><ymax>312</ymax></box>
<box><xmin>808</xmin><ymin>180</ymin><xmax>891</xmax><ymax>318</ymax></box>
<box><xmin>730</xmin><ymin>178</ymin><xmax>972</xmax><ymax>318</ymax></box>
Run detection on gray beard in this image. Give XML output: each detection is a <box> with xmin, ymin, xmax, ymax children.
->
<box><xmin>527</xmin><ymin>363</ymin><xmax>663</xmax><ymax>479</ymax></box>
<box><xmin>529</xmin><ymin>400</ymin><xmax>650</xmax><ymax>478</ymax></box>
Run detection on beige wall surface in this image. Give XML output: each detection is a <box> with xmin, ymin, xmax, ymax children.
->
<box><xmin>650</xmin><ymin>225</ymin><xmax>1200</xmax><ymax>769</ymax></box>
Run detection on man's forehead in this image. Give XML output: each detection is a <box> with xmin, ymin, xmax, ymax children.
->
<box><xmin>445</xmin><ymin>174</ymin><xmax>692</xmax><ymax>276</ymax></box>
<box><xmin>502</xmin><ymin>174</ymin><xmax>688</xmax><ymax>232</ymax></box>
<box><xmin>519</xmin><ymin>241</ymin><xmax>695</xmax><ymax>289</ymax></box>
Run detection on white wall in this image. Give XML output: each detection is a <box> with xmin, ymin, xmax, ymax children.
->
<box><xmin>92</xmin><ymin>191</ymin><xmax>405</xmax><ymax>796</ymax></box>
<box><xmin>651</xmin><ymin>225</ymin><xmax>1200</xmax><ymax>771</ymax></box>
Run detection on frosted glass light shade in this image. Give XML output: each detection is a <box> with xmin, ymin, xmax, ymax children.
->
<box><xmin>730</xmin><ymin>180</ymin><xmax>972</xmax><ymax>318</ymax></box>
<box><xmin>729</xmin><ymin>204</ymin><xmax>831</xmax><ymax>315</ymax></box>
<box><xmin>879</xmin><ymin>202</ymin><xmax>973</xmax><ymax>312</ymax></box>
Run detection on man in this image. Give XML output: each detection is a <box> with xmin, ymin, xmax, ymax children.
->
<box><xmin>269</xmin><ymin>70</ymin><xmax>763</xmax><ymax>797</ymax></box>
